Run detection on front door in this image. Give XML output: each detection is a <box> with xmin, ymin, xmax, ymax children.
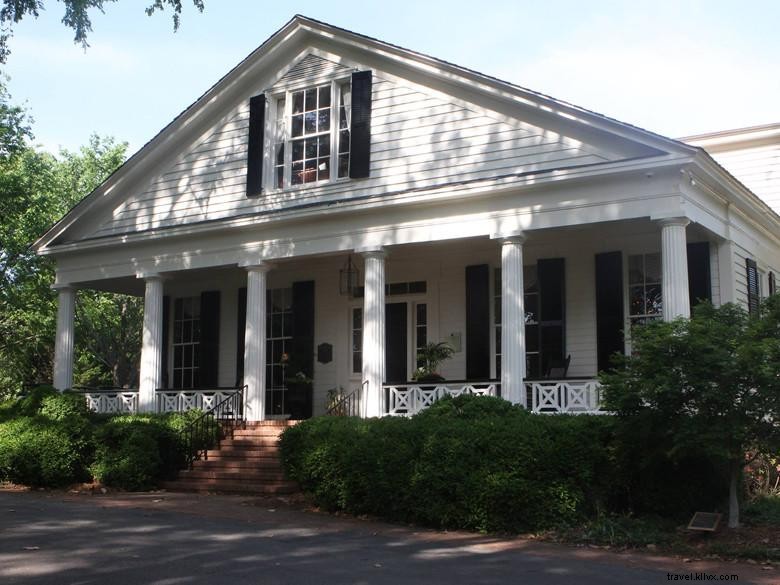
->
<box><xmin>385</xmin><ymin>302</ymin><xmax>408</xmax><ymax>383</ymax></box>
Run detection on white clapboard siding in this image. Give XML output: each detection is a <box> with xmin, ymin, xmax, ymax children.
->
<box><xmin>277</xmin><ymin>53</ymin><xmax>352</xmax><ymax>85</ymax></box>
<box><xmin>711</xmin><ymin>144</ymin><xmax>780</xmax><ymax>214</ymax></box>
<box><xmin>93</xmin><ymin>67</ymin><xmax>622</xmax><ymax>238</ymax></box>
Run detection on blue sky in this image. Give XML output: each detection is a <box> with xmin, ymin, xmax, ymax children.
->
<box><xmin>4</xmin><ymin>0</ymin><xmax>779</xmax><ymax>156</ymax></box>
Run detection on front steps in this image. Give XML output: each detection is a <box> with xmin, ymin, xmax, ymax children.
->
<box><xmin>162</xmin><ymin>420</ymin><xmax>298</xmax><ymax>495</ymax></box>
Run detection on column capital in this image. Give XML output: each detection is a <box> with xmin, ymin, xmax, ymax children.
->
<box><xmin>135</xmin><ymin>271</ymin><xmax>166</xmax><ymax>282</ymax></box>
<box><xmin>356</xmin><ymin>246</ymin><xmax>386</xmax><ymax>259</ymax></box>
<box><xmin>490</xmin><ymin>230</ymin><xmax>526</xmax><ymax>244</ymax></box>
<box><xmin>657</xmin><ymin>217</ymin><xmax>690</xmax><ymax>229</ymax></box>
<box><xmin>240</xmin><ymin>261</ymin><xmax>272</xmax><ymax>273</ymax></box>
<box><xmin>51</xmin><ymin>283</ymin><xmax>76</xmax><ymax>292</ymax></box>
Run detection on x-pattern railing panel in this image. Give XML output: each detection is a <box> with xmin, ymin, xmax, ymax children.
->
<box><xmin>385</xmin><ymin>382</ymin><xmax>500</xmax><ymax>416</ymax></box>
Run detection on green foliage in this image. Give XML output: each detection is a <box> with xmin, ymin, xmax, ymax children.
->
<box><xmin>743</xmin><ymin>495</ymin><xmax>780</xmax><ymax>526</ymax></box>
<box><xmin>412</xmin><ymin>341</ymin><xmax>455</xmax><ymax>380</ymax></box>
<box><xmin>90</xmin><ymin>412</ymin><xmax>199</xmax><ymax>489</ymax></box>
<box><xmin>0</xmin><ymin>386</ymin><xmax>197</xmax><ymax>490</ymax></box>
<box><xmin>562</xmin><ymin>515</ymin><xmax>677</xmax><ymax>547</ymax></box>
<box><xmin>0</xmin><ymin>386</ymin><xmax>95</xmax><ymax>486</ymax></box>
<box><xmin>281</xmin><ymin>395</ymin><xmax>617</xmax><ymax>533</ymax></box>
<box><xmin>0</xmin><ymin>1</ymin><xmax>206</xmax><ymax>63</ymax></box>
<box><xmin>0</xmin><ymin>73</ymin><xmax>133</xmax><ymax>398</ymax></box>
<box><xmin>601</xmin><ymin>300</ymin><xmax>780</xmax><ymax>526</ymax></box>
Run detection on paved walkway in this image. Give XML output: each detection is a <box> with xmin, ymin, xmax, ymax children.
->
<box><xmin>0</xmin><ymin>490</ymin><xmax>775</xmax><ymax>584</ymax></box>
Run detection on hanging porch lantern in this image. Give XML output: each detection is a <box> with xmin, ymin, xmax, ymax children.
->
<box><xmin>339</xmin><ymin>255</ymin><xmax>360</xmax><ymax>297</ymax></box>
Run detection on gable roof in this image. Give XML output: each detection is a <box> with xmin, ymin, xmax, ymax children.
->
<box><xmin>34</xmin><ymin>15</ymin><xmax>770</xmax><ymax>253</ymax></box>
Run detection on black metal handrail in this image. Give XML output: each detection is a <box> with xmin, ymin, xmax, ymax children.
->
<box><xmin>326</xmin><ymin>381</ymin><xmax>365</xmax><ymax>417</ymax></box>
<box><xmin>180</xmin><ymin>385</ymin><xmax>246</xmax><ymax>469</ymax></box>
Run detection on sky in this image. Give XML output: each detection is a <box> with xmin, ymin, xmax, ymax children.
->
<box><xmin>3</xmin><ymin>0</ymin><xmax>779</xmax><ymax>156</ymax></box>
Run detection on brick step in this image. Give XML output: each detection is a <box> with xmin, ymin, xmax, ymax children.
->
<box><xmin>192</xmin><ymin>459</ymin><xmax>283</xmax><ymax>472</ymax></box>
<box><xmin>161</xmin><ymin>480</ymin><xmax>298</xmax><ymax>495</ymax></box>
<box><xmin>180</xmin><ymin>469</ymin><xmax>288</xmax><ymax>481</ymax></box>
<box><xmin>244</xmin><ymin>421</ymin><xmax>299</xmax><ymax>428</ymax></box>
<box><xmin>200</xmin><ymin>450</ymin><xmax>281</xmax><ymax>461</ymax></box>
<box><xmin>218</xmin><ymin>438</ymin><xmax>281</xmax><ymax>448</ymax></box>
<box><xmin>230</xmin><ymin>431</ymin><xmax>286</xmax><ymax>439</ymax></box>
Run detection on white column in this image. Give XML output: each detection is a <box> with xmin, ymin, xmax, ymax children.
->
<box><xmin>53</xmin><ymin>285</ymin><xmax>76</xmax><ymax>391</ymax></box>
<box><xmin>501</xmin><ymin>237</ymin><xmax>526</xmax><ymax>406</ymax></box>
<box><xmin>243</xmin><ymin>264</ymin><xmax>270</xmax><ymax>422</ymax></box>
<box><xmin>659</xmin><ymin>217</ymin><xmax>691</xmax><ymax>321</ymax></box>
<box><xmin>138</xmin><ymin>275</ymin><xmax>164</xmax><ymax>412</ymax></box>
<box><xmin>361</xmin><ymin>249</ymin><xmax>386</xmax><ymax>418</ymax></box>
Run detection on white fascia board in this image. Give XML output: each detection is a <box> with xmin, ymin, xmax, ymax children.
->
<box><xmin>39</xmin><ymin>154</ymin><xmax>691</xmax><ymax>257</ymax></box>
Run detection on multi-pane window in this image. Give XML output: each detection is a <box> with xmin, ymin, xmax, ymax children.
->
<box><xmin>173</xmin><ymin>297</ymin><xmax>200</xmax><ymax>389</ymax></box>
<box><xmin>266</xmin><ymin>288</ymin><xmax>293</xmax><ymax>415</ymax></box>
<box><xmin>351</xmin><ymin>307</ymin><xmax>362</xmax><ymax>375</ymax></box>
<box><xmin>272</xmin><ymin>80</ymin><xmax>351</xmax><ymax>189</ymax></box>
<box><xmin>415</xmin><ymin>303</ymin><xmax>428</xmax><ymax>369</ymax></box>
<box><xmin>494</xmin><ymin>267</ymin><xmax>540</xmax><ymax>379</ymax></box>
<box><xmin>628</xmin><ymin>253</ymin><xmax>662</xmax><ymax>325</ymax></box>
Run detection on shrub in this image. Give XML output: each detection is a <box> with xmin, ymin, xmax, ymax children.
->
<box><xmin>743</xmin><ymin>495</ymin><xmax>780</xmax><ymax>526</ymax></box>
<box><xmin>90</xmin><ymin>412</ymin><xmax>198</xmax><ymax>490</ymax></box>
<box><xmin>0</xmin><ymin>417</ymin><xmax>92</xmax><ymax>486</ymax></box>
<box><xmin>281</xmin><ymin>395</ymin><xmax>618</xmax><ymax>532</ymax></box>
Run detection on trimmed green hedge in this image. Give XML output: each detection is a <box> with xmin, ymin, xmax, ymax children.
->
<box><xmin>280</xmin><ymin>394</ymin><xmax>727</xmax><ymax>532</ymax></box>
<box><xmin>280</xmin><ymin>395</ymin><xmax>615</xmax><ymax>532</ymax></box>
<box><xmin>0</xmin><ymin>386</ymin><xmax>202</xmax><ymax>490</ymax></box>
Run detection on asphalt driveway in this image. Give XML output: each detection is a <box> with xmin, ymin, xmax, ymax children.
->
<box><xmin>0</xmin><ymin>490</ymin><xmax>772</xmax><ymax>584</ymax></box>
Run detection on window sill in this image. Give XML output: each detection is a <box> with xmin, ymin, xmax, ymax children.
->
<box><xmin>263</xmin><ymin>176</ymin><xmax>352</xmax><ymax>197</ymax></box>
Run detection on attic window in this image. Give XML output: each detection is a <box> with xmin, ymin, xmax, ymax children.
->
<box><xmin>271</xmin><ymin>80</ymin><xmax>351</xmax><ymax>189</ymax></box>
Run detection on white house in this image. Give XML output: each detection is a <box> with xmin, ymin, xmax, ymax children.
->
<box><xmin>34</xmin><ymin>16</ymin><xmax>780</xmax><ymax>421</ymax></box>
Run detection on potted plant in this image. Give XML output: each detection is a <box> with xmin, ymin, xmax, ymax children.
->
<box><xmin>412</xmin><ymin>341</ymin><xmax>454</xmax><ymax>382</ymax></box>
<box><xmin>281</xmin><ymin>352</ymin><xmax>314</xmax><ymax>420</ymax></box>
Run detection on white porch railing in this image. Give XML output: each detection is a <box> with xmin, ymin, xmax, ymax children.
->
<box><xmin>528</xmin><ymin>379</ymin><xmax>603</xmax><ymax>414</ymax></box>
<box><xmin>83</xmin><ymin>390</ymin><xmax>139</xmax><ymax>414</ymax></box>
<box><xmin>155</xmin><ymin>389</ymin><xmax>243</xmax><ymax>413</ymax></box>
<box><xmin>80</xmin><ymin>388</ymin><xmax>244</xmax><ymax>415</ymax></box>
<box><xmin>385</xmin><ymin>381</ymin><xmax>500</xmax><ymax>416</ymax></box>
<box><xmin>383</xmin><ymin>379</ymin><xmax>604</xmax><ymax>417</ymax></box>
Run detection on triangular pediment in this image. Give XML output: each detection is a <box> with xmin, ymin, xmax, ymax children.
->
<box><xmin>36</xmin><ymin>16</ymin><xmax>692</xmax><ymax>251</ymax></box>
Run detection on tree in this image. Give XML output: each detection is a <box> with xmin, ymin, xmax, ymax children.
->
<box><xmin>0</xmin><ymin>78</ymin><xmax>139</xmax><ymax>395</ymax></box>
<box><xmin>0</xmin><ymin>0</ymin><xmax>205</xmax><ymax>63</ymax></box>
<box><xmin>602</xmin><ymin>300</ymin><xmax>780</xmax><ymax>528</ymax></box>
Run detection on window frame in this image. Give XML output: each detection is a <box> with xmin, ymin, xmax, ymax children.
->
<box><xmin>172</xmin><ymin>296</ymin><xmax>201</xmax><ymax>389</ymax></box>
<box><xmin>265</xmin><ymin>76</ymin><xmax>352</xmax><ymax>193</ymax></box>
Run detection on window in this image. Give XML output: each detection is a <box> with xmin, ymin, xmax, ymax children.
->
<box><xmin>266</xmin><ymin>287</ymin><xmax>293</xmax><ymax>415</ymax></box>
<box><xmin>628</xmin><ymin>253</ymin><xmax>662</xmax><ymax>325</ymax></box>
<box><xmin>494</xmin><ymin>266</ymin><xmax>543</xmax><ymax>378</ymax></box>
<box><xmin>746</xmin><ymin>258</ymin><xmax>760</xmax><ymax>315</ymax></box>
<box><xmin>415</xmin><ymin>303</ymin><xmax>428</xmax><ymax>369</ymax></box>
<box><xmin>271</xmin><ymin>80</ymin><xmax>351</xmax><ymax>189</ymax></box>
<box><xmin>173</xmin><ymin>297</ymin><xmax>200</xmax><ymax>389</ymax></box>
<box><xmin>351</xmin><ymin>307</ymin><xmax>362</xmax><ymax>375</ymax></box>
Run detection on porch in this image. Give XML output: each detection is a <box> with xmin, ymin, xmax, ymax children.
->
<box><xmin>55</xmin><ymin>216</ymin><xmax>716</xmax><ymax>421</ymax></box>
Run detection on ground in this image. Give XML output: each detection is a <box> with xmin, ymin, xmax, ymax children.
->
<box><xmin>1</xmin><ymin>489</ymin><xmax>777</xmax><ymax>585</ymax></box>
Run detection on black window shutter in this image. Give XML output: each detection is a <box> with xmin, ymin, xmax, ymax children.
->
<box><xmin>161</xmin><ymin>295</ymin><xmax>170</xmax><ymax>389</ymax></box>
<box><xmin>291</xmin><ymin>281</ymin><xmax>315</xmax><ymax>419</ymax></box>
<box><xmin>199</xmin><ymin>291</ymin><xmax>221</xmax><ymax>387</ymax></box>
<box><xmin>349</xmin><ymin>71</ymin><xmax>372</xmax><ymax>179</ymax></box>
<box><xmin>687</xmin><ymin>242</ymin><xmax>711</xmax><ymax>309</ymax></box>
<box><xmin>770</xmin><ymin>272</ymin><xmax>776</xmax><ymax>296</ymax></box>
<box><xmin>746</xmin><ymin>258</ymin><xmax>760</xmax><ymax>315</ymax></box>
<box><xmin>465</xmin><ymin>264</ymin><xmax>490</xmax><ymax>380</ymax></box>
<box><xmin>595</xmin><ymin>252</ymin><xmax>624</xmax><ymax>372</ymax></box>
<box><xmin>236</xmin><ymin>287</ymin><xmax>247</xmax><ymax>387</ymax></box>
<box><xmin>538</xmin><ymin>258</ymin><xmax>566</xmax><ymax>375</ymax></box>
<box><xmin>245</xmin><ymin>93</ymin><xmax>265</xmax><ymax>197</ymax></box>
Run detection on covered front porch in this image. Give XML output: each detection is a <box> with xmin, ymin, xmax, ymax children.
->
<box><xmin>56</xmin><ymin>215</ymin><xmax>716</xmax><ymax>420</ymax></box>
